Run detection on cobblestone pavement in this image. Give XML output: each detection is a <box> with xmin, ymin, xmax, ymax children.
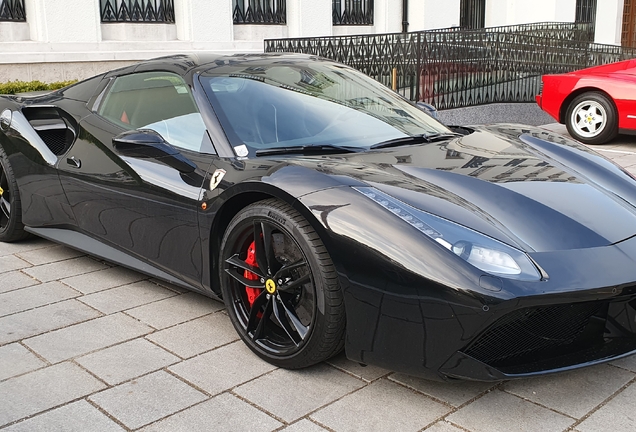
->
<box><xmin>2</xmin><ymin>124</ymin><xmax>636</xmax><ymax>432</ymax></box>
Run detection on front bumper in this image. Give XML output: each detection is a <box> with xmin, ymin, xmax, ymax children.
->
<box><xmin>341</xmin><ymin>235</ymin><xmax>636</xmax><ymax>382</ymax></box>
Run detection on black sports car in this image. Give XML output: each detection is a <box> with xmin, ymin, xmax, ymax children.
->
<box><xmin>2</xmin><ymin>54</ymin><xmax>636</xmax><ymax>382</ymax></box>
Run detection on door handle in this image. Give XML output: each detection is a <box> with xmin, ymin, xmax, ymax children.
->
<box><xmin>67</xmin><ymin>156</ymin><xmax>81</xmax><ymax>169</ymax></box>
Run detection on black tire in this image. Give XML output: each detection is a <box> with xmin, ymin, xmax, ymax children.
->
<box><xmin>565</xmin><ymin>92</ymin><xmax>618</xmax><ymax>145</ymax></box>
<box><xmin>220</xmin><ymin>198</ymin><xmax>345</xmax><ymax>369</ymax></box>
<box><xmin>0</xmin><ymin>145</ymin><xmax>28</xmax><ymax>242</ymax></box>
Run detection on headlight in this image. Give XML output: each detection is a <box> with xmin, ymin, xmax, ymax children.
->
<box><xmin>354</xmin><ymin>186</ymin><xmax>542</xmax><ymax>281</ymax></box>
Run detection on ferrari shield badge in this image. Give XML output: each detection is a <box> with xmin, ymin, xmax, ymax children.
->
<box><xmin>210</xmin><ymin>169</ymin><xmax>226</xmax><ymax>191</ymax></box>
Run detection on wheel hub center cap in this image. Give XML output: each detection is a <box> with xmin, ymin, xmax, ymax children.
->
<box><xmin>265</xmin><ymin>279</ymin><xmax>277</xmax><ymax>294</ymax></box>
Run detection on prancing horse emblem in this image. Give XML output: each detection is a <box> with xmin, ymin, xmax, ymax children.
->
<box><xmin>210</xmin><ymin>169</ymin><xmax>226</xmax><ymax>191</ymax></box>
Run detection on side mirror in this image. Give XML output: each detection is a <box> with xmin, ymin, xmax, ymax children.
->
<box><xmin>416</xmin><ymin>102</ymin><xmax>439</xmax><ymax>119</ymax></box>
<box><xmin>113</xmin><ymin>129</ymin><xmax>196</xmax><ymax>173</ymax></box>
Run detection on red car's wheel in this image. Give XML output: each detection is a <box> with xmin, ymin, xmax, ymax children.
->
<box><xmin>220</xmin><ymin>199</ymin><xmax>345</xmax><ymax>369</ymax></box>
<box><xmin>0</xmin><ymin>145</ymin><xmax>28</xmax><ymax>243</ymax></box>
<box><xmin>565</xmin><ymin>92</ymin><xmax>618</xmax><ymax>145</ymax></box>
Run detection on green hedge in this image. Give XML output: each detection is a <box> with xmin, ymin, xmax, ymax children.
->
<box><xmin>0</xmin><ymin>80</ymin><xmax>77</xmax><ymax>95</ymax></box>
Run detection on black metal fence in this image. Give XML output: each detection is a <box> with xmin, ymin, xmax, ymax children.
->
<box><xmin>333</xmin><ymin>0</ymin><xmax>373</xmax><ymax>26</ymax></box>
<box><xmin>265</xmin><ymin>21</ymin><xmax>635</xmax><ymax>110</ymax></box>
<box><xmin>233</xmin><ymin>0</ymin><xmax>286</xmax><ymax>24</ymax></box>
<box><xmin>100</xmin><ymin>0</ymin><xmax>175</xmax><ymax>23</ymax></box>
<box><xmin>0</xmin><ymin>0</ymin><xmax>26</xmax><ymax>22</ymax></box>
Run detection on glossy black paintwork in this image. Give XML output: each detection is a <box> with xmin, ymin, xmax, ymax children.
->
<box><xmin>2</xmin><ymin>54</ymin><xmax>636</xmax><ymax>381</ymax></box>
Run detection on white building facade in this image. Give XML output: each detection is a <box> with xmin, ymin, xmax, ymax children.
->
<box><xmin>0</xmin><ymin>0</ymin><xmax>628</xmax><ymax>82</ymax></box>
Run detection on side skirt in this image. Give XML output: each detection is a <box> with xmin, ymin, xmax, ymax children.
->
<box><xmin>25</xmin><ymin>227</ymin><xmax>212</xmax><ymax>296</ymax></box>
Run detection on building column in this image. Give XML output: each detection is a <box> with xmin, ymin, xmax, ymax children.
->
<box><xmin>594</xmin><ymin>0</ymin><xmax>624</xmax><ymax>45</ymax></box>
<box><xmin>287</xmin><ymin>0</ymin><xmax>332</xmax><ymax>38</ymax></box>
<box><xmin>188</xmin><ymin>0</ymin><xmax>233</xmax><ymax>43</ymax></box>
<box><xmin>409</xmin><ymin>0</ymin><xmax>461</xmax><ymax>32</ymax></box>
<box><xmin>27</xmin><ymin>0</ymin><xmax>100</xmax><ymax>42</ymax></box>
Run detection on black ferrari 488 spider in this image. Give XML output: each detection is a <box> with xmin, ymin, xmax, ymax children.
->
<box><xmin>2</xmin><ymin>53</ymin><xmax>636</xmax><ymax>381</ymax></box>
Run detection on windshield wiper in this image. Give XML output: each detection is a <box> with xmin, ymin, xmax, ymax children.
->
<box><xmin>370</xmin><ymin>133</ymin><xmax>459</xmax><ymax>150</ymax></box>
<box><xmin>255</xmin><ymin>144</ymin><xmax>360</xmax><ymax>157</ymax></box>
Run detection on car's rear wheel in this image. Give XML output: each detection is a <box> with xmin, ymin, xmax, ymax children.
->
<box><xmin>0</xmin><ymin>146</ymin><xmax>28</xmax><ymax>243</ymax></box>
<box><xmin>566</xmin><ymin>92</ymin><xmax>618</xmax><ymax>144</ymax></box>
<box><xmin>220</xmin><ymin>199</ymin><xmax>345</xmax><ymax>369</ymax></box>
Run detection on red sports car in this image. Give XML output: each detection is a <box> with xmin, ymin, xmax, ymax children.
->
<box><xmin>536</xmin><ymin>59</ymin><xmax>636</xmax><ymax>144</ymax></box>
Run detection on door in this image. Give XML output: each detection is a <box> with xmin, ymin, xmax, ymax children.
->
<box><xmin>58</xmin><ymin>71</ymin><xmax>215</xmax><ymax>288</ymax></box>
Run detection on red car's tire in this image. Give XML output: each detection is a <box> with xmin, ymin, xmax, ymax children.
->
<box><xmin>565</xmin><ymin>92</ymin><xmax>618</xmax><ymax>145</ymax></box>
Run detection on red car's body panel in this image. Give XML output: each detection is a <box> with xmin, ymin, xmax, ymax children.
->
<box><xmin>537</xmin><ymin>59</ymin><xmax>636</xmax><ymax>132</ymax></box>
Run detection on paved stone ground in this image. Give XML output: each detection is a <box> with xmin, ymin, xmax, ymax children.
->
<box><xmin>2</xmin><ymin>124</ymin><xmax>636</xmax><ymax>432</ymax></box>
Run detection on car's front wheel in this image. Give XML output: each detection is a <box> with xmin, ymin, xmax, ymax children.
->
<box><xmin>566</xmin><ymin>92</ymin><xmax>618</xmax><ymax>144</ymax></box>
<box><xmin>0</xmin><ymin>146</ymin><xmax>28</xmax><ymax>243</ymax></box>
<box><xmin>220</xmin><ymin>199</ymin><xmax>345</xmax><ymax>369</ymax></box>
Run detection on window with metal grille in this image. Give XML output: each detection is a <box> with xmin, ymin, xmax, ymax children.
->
<box><xmin>333</xmin><ymin>0</ymin><xmax>373</xmax><ymax>26</ymax></box>
<box><xmin>459</xmin><ymin>0</ymin><xmax>485</xmax><ymax>29</ymax></box>
<box><xmin>575</xmin><ymin>0</ymin><xmax>597</xmax><ymax>23</ymax></box>
<box><xmin>100</xmin><ymin>0</ymin><xmax>175</xmax><ymax>23</ymax></box>
<box><xmin>0</xmin><ymin>0</ymin><xmax>26</xmax><ymax>22</ymax></box>
<box><xmin>623</xmin><ymin>0</ymin><xmax>636</xmax><ymax>47</ymax></box>
<box><xmin>233</xmin><ymin>0</ymin><xmax>286</xmax><ymax>24</ymax></box>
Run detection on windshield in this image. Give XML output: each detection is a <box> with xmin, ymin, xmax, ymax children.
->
<box><xmin>200</xmin><ymin>58</ymin><xmax>450</xmax><ymax>156</ymax></box>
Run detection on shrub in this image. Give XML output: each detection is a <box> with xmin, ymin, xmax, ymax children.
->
<box><xmin>0</xmin><ymin>80</ymin><xmax>78</xmax><ymax>95</ymax></box>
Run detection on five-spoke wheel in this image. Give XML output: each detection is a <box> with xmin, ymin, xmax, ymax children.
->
<box><xmin>566</xmin><ymin>92</ymin><xmax>618</xmax><ymax>145</ymax></box>
<box><xmin>220</xmin><ymin>199</ymin><xmax>344</xmax><ymax>368</ymax></box>
<box><xmin>0</xmin><ymin>145</ymin><xmax>27</xmax><ymax>242</ymax></box>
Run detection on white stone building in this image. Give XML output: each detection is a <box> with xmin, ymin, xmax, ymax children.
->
<box><xmin>0</xmin><ymin>0</ymin><xmax>630</xmax><ymax>82</ymax></box>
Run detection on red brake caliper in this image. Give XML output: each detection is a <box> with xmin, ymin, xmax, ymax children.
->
<box><xmin>244</xmin><ymin>241</ymin><xmax>262</xmax><ymax>307</ymax></box>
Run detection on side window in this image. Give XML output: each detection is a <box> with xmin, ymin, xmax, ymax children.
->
<box><xmin>98</xmin><ymin>72</ymin><xmax>207</xmax><ymax>153</ymax></box>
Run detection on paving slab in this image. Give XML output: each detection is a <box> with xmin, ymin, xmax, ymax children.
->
<box><xmin>327</xmin><ymin>352</ymin><xmax>391</xmax><ymax>382</ymax></box>
<box><xmin>389</xmin><ymin>373</ymin><xmax>495</xmax><ymax>407</ymax></box>
<box><xmin>0</xmin><ymin>237</ymin><xmax>52</xmax><ymax>257</ymax></box>
<box><xmin>62</xmin><ymin>265</ymin><xmax>148</xmax><ymax>294</ymax></box>
<box><xmin>16</xmin><ymin>245</ymin><xmax>85</xmax><ymax>266</ymax></box>
<box><xmin>89</xmin><ymin>370</ymin><xmax>207</xmax><ymax>430</ymax></box>
<box><xmin>578</xmin><ymin>382</ymin><xmax>636</xmax><ymax>432</ymax></box>
<box><xmin>0</xmin><ymin>343</ymin><xmax>46</xmax><ymax>381</ymax></box>
<box><xmin>78</xmin><ymin>280</ymin><xmax>176</xmax><ymax>315</ymax></box>
<box><xmin>126</xmin><ymin>291</ymin><xmax>223</xmax><ymax>329</ymax></box>
<box><xmin>0</xmin><ymin>299</ymin><xmax>101</xmax><ymax>344</ymax></box>
<box><xmin>22</xmin><ymin>256</ymin><xmax>108</xmax><ymax>282</ymax></box>
<box><xmin>0</xmin><ymin>255</ymin><xmax>31</xmax><ymax>274</ymax></box>
<box><xmin>0</xmin><ymin>281</ymin><xmax>80</xmax><ymax>317</ymax></box>
<box><xmin>311</xmin><ymin>378</ymin><xmax>450</xmax><ymax>432</ymax></box>
<box><xmin>139</xmin><ymin>393</ymin><xmax>282</xmax><ymax>432</ymax></box>
<box><xmin>611</xmin><ymin>354</ymin><xmax>636</xmax><ymax>372</ymax></box>
<box><xmin>0</xmin><ymin>271</ymin><xmax>40</xmax><ymax>293</ymax></box>
<box><xmin>447</xmin><ymin>389</ymin><xmax>575</xmax><ymax>432</ymax></box>
<box><xmin>2</xmin><ymin>400</ymin><xmax>124</xmax><ymax>432</ymax></box>
<box><xmin>169</xmin><ymin>341</ymin><xmax>277</xmax><ymax>395</ymax></box>
<box><xmin>146</xmin><ymin>312</ymin><xmax>238</xmax><ymax>358</ymax></box>
<box><xmin>280</xmin><ymin>419</ymin><xmax>329</xmax><ymax>432</ymax></box>
<box><xmin>0</xmin><ymin>362</ymin><xmax>105</xmax><ymax>427</ymax></box>
<box><xmin>425</xmin><ymin>421</ymin><xmax>467</xmax><ymax>432</ymax></box>
<box><xmin>76</xmin><ymin>338</ymin><xmax>180</xmax><ymax>385</ymax></box>
<box><xmin>234</xmin><ymin>364</ymin><xmax>365</xmax><ymax>423</ymax></box>
<box><xmin>503</xmin><ymin>364</ymin><xmax>635</xmax><ymax>418</ymax></box>
<box><xmin>24</xmin><ymin>313</ymin><xmax>153</xmax><ymax>363</ymax></box>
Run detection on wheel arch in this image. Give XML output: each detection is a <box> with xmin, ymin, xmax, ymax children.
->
<box><xmin>559</xmin><ymin>87</ymin><xmax>616</xmax><ymax>124</ymax></box>
<box><xmin>207</xmin><ymin>183</ymin><xmax>336</xmax><ymax>297</ymax></box>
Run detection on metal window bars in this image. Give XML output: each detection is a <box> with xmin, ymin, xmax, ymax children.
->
<box><xmin>233</xmin><ymin>0</ymin><xmax>286</xmax><ymax>25</ymax></box>
<box><xmin>575</xmin><ymin>0</ymin><xmax>597</xmax><ymax>37</ymax></box>
<box><xmin>460</xmin><ymin>0</ymin><xmax>486</xmax><ymax>30</ymax></box>
<box><xmin>0</xmin><ymin>0</ymin><xmax>26</xmax><ymax>22</ymax></box>
<box><xmin>333</xmin><ymin>0</ymin><xmax>373</xmax><ymax>26</ymax></box>
<box><xmin>100</xmin><ymin>0</ymin><xmax>175</xmax><ymax>23</ymax></box>
<box><xmin>264</xmin><ymin>21</ymin><xmax>636</xmax><ymax>109</ymax></box>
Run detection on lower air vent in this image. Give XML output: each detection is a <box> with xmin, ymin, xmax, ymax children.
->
<box><xmin>464</xmin><ymin>302</ymin><xmax>602</xmax><ymax>368</ymax></box>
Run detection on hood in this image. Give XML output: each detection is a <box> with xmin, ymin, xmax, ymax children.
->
<box><xmin>283</xmin><ymin>125</ymin><xmax>636</xmax><ymax>253</ymax></box>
